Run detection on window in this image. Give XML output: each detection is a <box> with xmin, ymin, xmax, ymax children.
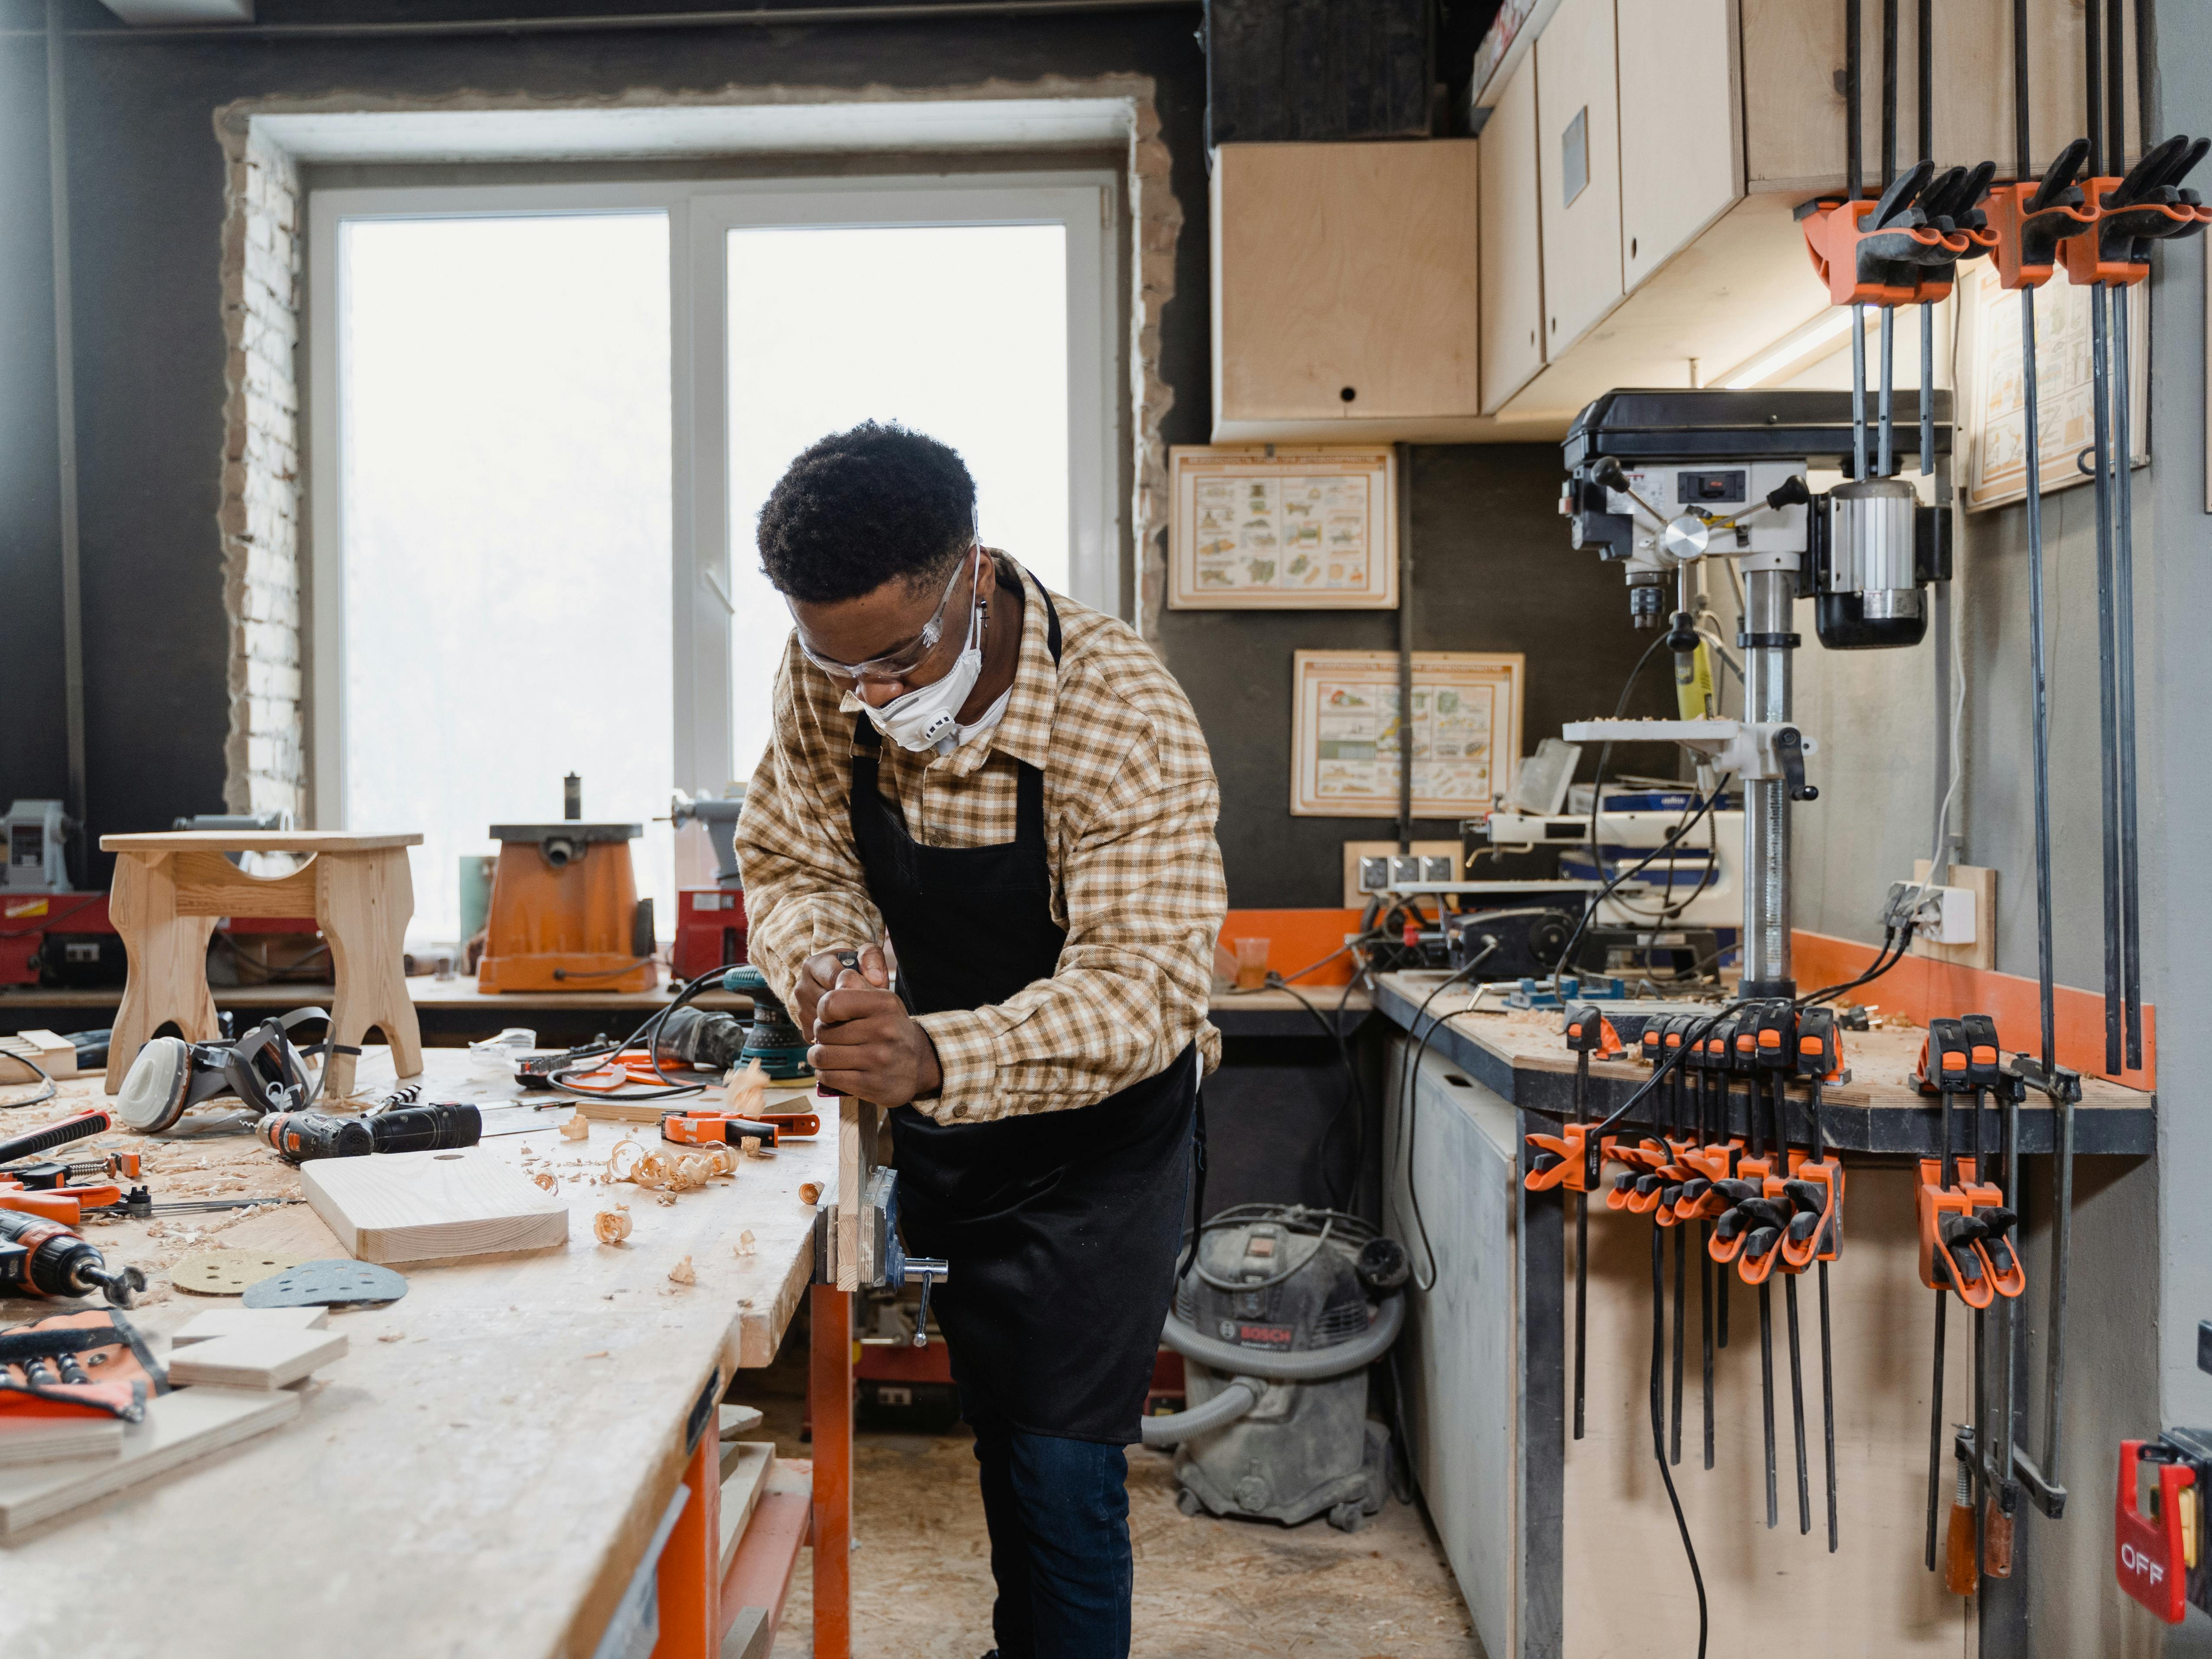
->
<box><xmin>310</xmin><ymin>174</ymin><xmax>1118</xmax><ymax>944</ymax></box>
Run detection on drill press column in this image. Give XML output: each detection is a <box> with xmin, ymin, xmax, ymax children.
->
<box><xmin>1741</xmin><ymin>566</ymin><xmax>1797</xmax><ymax>998</ymax></box>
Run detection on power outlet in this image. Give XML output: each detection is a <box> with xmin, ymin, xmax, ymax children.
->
<box><xmin>1884</xmin><ymin>879</ymin><xmax>1978</xmax><ymax>945</ymax></box>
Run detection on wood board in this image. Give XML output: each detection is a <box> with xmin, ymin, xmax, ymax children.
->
<box><xmin>0</xmin><ymin>1386</ymin><xmax>299</xmax><ymax>1537</ymax></box>
<box><xmin>166</xmin><ymin>1329</ymin><xmax>349</xmax><ymax>1391</ymax></box>
<box><xmin>0</xmin><ymin>1414</ymin><xmax>124</xmax><ymax>1468</ymax></box>
<box><xmin>171</xmin><ymin>1307</ymin><xmax>329</xmax><ymax>1346</ymax></box>
<box><xmin>717</xmin><ymin>1440</ymin><xmax>776</xmax><ymax>1578</ymax></box>
<box><xmin>301</xmin><ymin>1147</ymin><xmax>567</xmax><ymax>1268</ymax></box>
<box><xmin>0</xmin><ymin>1029</ymin><xmax>75</xmax><ymax>1080</ymax></box>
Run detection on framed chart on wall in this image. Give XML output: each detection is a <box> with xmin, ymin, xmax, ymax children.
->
<box><xmin>1290</xmin><ymin>650</ymin><xmax>1524</xmax><ymax>818</ymax></box>
<box><xmin>1960</xmin><ymin>260</ymin><xmax>2147</xmax><ymax>512</ymax></box>
<box><xmin>1168</xmin><ymin>445</ymin><xmax>1397</xmax><ymax>609</ymax></box>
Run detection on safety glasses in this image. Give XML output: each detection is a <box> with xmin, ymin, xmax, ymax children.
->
<box><xmin>792</xmin><ymin>545</ymin><xmax>979</xmax><ymax>685</ymax></box>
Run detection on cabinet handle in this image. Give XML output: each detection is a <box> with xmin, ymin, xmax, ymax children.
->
<box><xmin>1339</xmin><ymin>386</ymin><xmax>1357</xmax><ymax>403</ymax></box>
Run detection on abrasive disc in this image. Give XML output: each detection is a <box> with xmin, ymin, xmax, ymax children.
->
<box><xmin>171</xmin><ymin>1248</ymin><xmax>311</xmax><ymax>1297</ymax></box>
<box><xmin>242</xmin><ymin>1258</ymin><xmax>408</xmax><ymax>1308</ymax></box>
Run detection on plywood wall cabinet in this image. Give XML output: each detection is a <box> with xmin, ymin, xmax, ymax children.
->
<box><xmin>1616</xmin><ymin>0</ymin><xmax>1744</xmax><ymax>293</ymax></box>
<box><xmin>1479</xmin><ymin>50</ymin><xmax>1547</xmax><ymax>413</ymax></box>
<box><xmin>1211</xmin><ymin>141</ymin><xmax>1482</xmax><ymax>441</ymax></box>
<box><xmin>1533</xmin><ymin>0</ymin><xmax>1623</xmax><ymax>359</ymax></box>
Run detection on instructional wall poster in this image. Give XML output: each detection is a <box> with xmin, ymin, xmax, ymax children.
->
<box><xmin>1290</xmin><ymin>650</ymin><xmax>1524</xmax><ymax>818</ymax></box>
<box><xmin>1169</xmin><ymin>446</ymin><xmax>1397</xmax><ymax>609</ymax></box>
<box><xmin>1961</xmin><ymin>261</ymin><xmax>2148</xmax><ymax>512</ymax></box>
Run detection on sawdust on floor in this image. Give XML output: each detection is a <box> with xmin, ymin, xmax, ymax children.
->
<box><xmin>745</xmin><ymin>1345</ymin><xmax>1482</xmax><ymax>1659</ymax></box>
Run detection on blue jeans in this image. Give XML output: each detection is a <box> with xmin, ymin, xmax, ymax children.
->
<box><xmin>969</xmin><ymin>1418</ymin><xmax>1132</xmax><ymax>1659</ymax></box>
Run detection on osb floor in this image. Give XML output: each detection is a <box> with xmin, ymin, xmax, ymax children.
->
<box><xmin>745</xmin><ymin>1330</ymin><xmax>1483</xmax><ymax>1659</ymax></box>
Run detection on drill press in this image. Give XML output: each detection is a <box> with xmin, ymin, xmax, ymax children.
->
<box><xmin>1559</xmin><ymin>388</ymin><xmax>1952</xmax><ymax>995</ymax></box>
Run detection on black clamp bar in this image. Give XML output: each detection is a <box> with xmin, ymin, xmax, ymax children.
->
<box><xmin>1737</xmin><ymin>632</ymin><xmax>1804</xmax><ymax>650</ymax></box>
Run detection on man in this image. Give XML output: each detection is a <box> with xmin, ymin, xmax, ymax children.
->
<box><xmin>736</xmin><ymin>421</ymin><xmax>1226</xmax><ymax>1659</ymax></box>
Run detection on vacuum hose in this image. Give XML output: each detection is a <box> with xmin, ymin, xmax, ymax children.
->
<box><xmin>1138</xmin><ymin>1294</ymin><xmax>1405</xmax><ymax>1448</ymax></box>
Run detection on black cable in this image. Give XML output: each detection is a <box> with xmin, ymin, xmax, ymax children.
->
<box><xmin>1261</xmin><ymin>971</ymin><xmax>1369</xmax><ymax>1212</ymax></box>
<box><xmin>0</xmin><ymin>1057</ymin><xmax>57</xmax><ymax>1112</ymax></box>
<box><xmin>549</xmin><ymin>965</ymin><xmax>731</xmax><ymax>1101</ymax></box>
<box><xmin>1651</xmin><ymin>1227</ymin><xmax>1710</xmax><ymax>1659</ymax></box>
<box><xmin>1796</xmin><ymin>922</ymin><xmax>1919</xmax><ymax>1009</ymax></box>
<box><xmin>1552</xmin><ymin>777</ymin><xmax>1735</xmax><ymax>979</ymax></box>
<box><xmin>1396</xmin><ymin>947</ymin><xmax>1499</xmax><ymax>1290</ymax></box>
<box><xmin>1556</xmin><ymin>632</ymin><xmax>1680</xmax><ymax>982</ymax></box>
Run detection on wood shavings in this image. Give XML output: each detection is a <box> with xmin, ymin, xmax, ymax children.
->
<box><xmin>606</xmin><ymin>1137</ymin><xmax>717</xmax><ymax>1194</ymax></box>
<box><xmin>800</xmin><ymin>1182</ymin><xmax>823</xmax><ymax>1205</ymax></box>
<box><xmin>532</xmin><ymin>1171</ymin><xmax>558</xmax><ymax>1193</ymax></box>
<box><xmin>722</xmin><ymin>1058</ymin><xmax>768</xmax><ymax>1117</ymax></box>
<box><xmin>667</xmin><ymin>1254</ymin><xmax>696</xmax><ymax>1286</ymax></box>
<box><xmin>703</xmin><ymin>1146</ymin><xmax>738</xmax><ymax>1179</ymax></box>
<box><xmin>592</xmin><ymin>1206</ymin><xmax>633</xmax><ymax>1245</ymax></box>
<box><xmin>735</xmin><ymin>1229</ymin><xmax>757</xmax><ymax>1257</ymax></box>
<box><xmin>377</xmin><ymin>1331</ymin><xmax>404</xmax><ymax>1343</ymax></box>
<box><xmin>583</xmin><ymin>1350</ymin><xmax>609</xmax><ymax>1359</ymax></box>
<box><xmin>560</xmin><ymin>1113</ymin><xmax>590</xmax><ymax>1140</ymax></box>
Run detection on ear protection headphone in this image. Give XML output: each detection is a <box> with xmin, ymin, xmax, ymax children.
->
<box><xmin>115</xmin><ymin>1007</ymin><xmax>357</xmax><ymax>1134</ymax></box>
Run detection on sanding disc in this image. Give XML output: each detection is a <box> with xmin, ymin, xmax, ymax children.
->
<box><xmin>242</xmin><ymin>1258</ymin><xmax>408</xmax><ymax>1308</ymax></box>
<box><xmin>171</xmin><ymin>1247</ymin><xmax>312</xmax><ymax>1297</ymax></box>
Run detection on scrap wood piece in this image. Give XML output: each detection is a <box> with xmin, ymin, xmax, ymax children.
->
<box><xmin>166</xmin><ymin>1328</ymin><xmax>349</xmax><ymax>1391</ymax></box>
<box><xmin>301</xmin><ymin>1146</ymin><xmax>567</xmax><ymax>1267</ymax></box>
<box><xmin>171</xmin><ymin>1306</ymin><xmax>329</xmax><ymax>1346</ymax></box>
<box><xmin>0</xmin><ymin>1385</ymin><xmax>300</xmax><ymax>1538</ymax></box>
<box><xmin>0</xmin><ymin>1413</ymin><xmax>123</xmax><ymax>1468</ymax></box>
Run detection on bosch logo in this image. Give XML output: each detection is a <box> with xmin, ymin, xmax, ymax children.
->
<box><xmin>2120</xmin><ymin>1542</ymin><xmax>2166</xmax><ymax>1587</ymax></box>
<box><xmin>1237</xmin><ymin>1324</ymin><xmax>1295</xmax><ymax>1349</ymax></box>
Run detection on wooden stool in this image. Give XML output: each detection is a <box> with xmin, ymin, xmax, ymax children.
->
<box><xmin>99</xmin><ymin>832</ymin><xmax>424</xmax><ymax>1099</ymax></box>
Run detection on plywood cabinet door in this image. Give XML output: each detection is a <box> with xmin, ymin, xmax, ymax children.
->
<box><xmin>1535</xmin><ymin>0</ymin><xmax>1623</xmax><ymax>356</ymax></box>
<box><xmin>1480</xmin><ymin>50</ymin><xmax>1546</xmax><ymax>412</ymax></box>
<box><xmin>1617</xmin><ymin>0</ymin><xmax>1743</xmax><ymax>290</ymax></box>
<box><xmin>1211</xmin><ymin>140</ymin><xmax>1481</xmax><ymax>427</ymax></box>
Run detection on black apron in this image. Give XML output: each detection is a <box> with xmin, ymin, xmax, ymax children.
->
<box><xmin>849</xmin><ymin>586</ymin><xmax>1196</xmax><ymax>1445</ymax></box>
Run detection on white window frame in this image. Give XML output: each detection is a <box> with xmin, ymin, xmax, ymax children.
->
<box><xmin>305</xmin><ymin>171</ymin><xmax>1121</xmax><ymax>830</ymax></box>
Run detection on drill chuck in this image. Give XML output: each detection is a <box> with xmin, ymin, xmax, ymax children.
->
<box><xmin>0</xmin><ymin>1210</ymin><xmax>145</xmax><ymax>1306</ymax></box>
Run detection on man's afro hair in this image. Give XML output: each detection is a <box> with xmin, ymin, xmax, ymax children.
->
<box><xmin>755</xmin><ymin>421</ymin><xmax>977</xmax><ymax>604</ymax></box>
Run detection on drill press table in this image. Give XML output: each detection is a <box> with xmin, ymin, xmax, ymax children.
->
<box><xmin>0</xmin><ymin>1047</ymin><xmax>854</xmax><ymax>1659</ymax></box>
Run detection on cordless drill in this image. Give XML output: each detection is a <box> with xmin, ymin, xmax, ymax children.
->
<box><xmin>0</xmin><ymin>1210</ymin><xmax>147</xmax><ymax>1306</ymax></box>
<box><xmin>257</xmin><ymin>1102</ymin><xmax>483</xmax><ymax>1163</ymax></box>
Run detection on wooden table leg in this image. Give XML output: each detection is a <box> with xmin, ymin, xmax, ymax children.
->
<box><xmin>811</xmin><ymin>1284</ymin><xmax>853</xmax><ymax>1659</ymax></box>
<box><xmin>103</xmin><ymin>852</ymin><xmax>218</xmax><ymax>1093</ymax></box>
<box><xmin>316</xmin><ymin>847</ymin><xmax>423</xmax><ymax>1096</ymax></box>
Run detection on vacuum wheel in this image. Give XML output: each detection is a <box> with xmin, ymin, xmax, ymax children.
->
<box><xmin>1176</xmin><ymin>1488</ymin><xmax>1204</xmax><ymax>1517</ymax></box>
<box><xmin>1327</xmin><ymin>1501</ymin><xmax>1369</xmax><ymax>1534</ymax></box>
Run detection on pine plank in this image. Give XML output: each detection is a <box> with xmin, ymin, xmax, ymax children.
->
<box><xmin>300</xmin><ymin>1147</ymin><xmax>568</xmax><ymax>1268</ymax></box>
<box><xmin>165</xmin><ymin>1329</ymin><xmax>349</xmax><ymax>1391</ymax></box>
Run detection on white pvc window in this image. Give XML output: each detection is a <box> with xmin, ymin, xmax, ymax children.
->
<box><xmin>309</xmin><ymin>174</ymin><xmax>1118</xmax><ymax>932</ymax></box>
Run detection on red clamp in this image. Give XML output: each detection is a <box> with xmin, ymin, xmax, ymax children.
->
<box><xmin>2060</xmin><ymin>135</ymin><xmax>2212</xmax><ymax>288</ymax></box>
<box><xmin>1801</xmin><ymin>159</ymin><xmax>1995</xmax><ymax>306</ymax></box>
<box><xmin>2117</xmin><ymin>1441</ymin><xmax>2196</xmax><ymax>1623</ymax></box>
<box><xmin>1524</xmin><ymin>1122</ymin><xmax>1599</xmax><ymax>1194</ymax></box>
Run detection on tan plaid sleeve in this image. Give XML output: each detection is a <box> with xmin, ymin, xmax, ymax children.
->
<box><xmin>734</xmin><ymin>643</ymin><xmax>885</xmax><ymax>1011</ymax></box>
<box><xmin>910</xmin><ymin>663</ymin><xmax>1227</xmax><ymax>1124</ymax></box>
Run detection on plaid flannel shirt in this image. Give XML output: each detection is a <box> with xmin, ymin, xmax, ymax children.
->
<box><xmin>736</xmin><ymin>554</ymin><xmax>1225</xmax><ymax>1125</ymax></box>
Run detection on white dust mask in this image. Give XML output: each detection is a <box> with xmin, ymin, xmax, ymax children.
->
<box><xmin>862</xmin><ymin>550</ymin><xmax>986</xmax><ymax>756</ymax></box>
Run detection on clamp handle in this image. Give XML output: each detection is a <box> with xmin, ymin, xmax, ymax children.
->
<box><xmin>1774</xmin><ymin>726</ymin><xmax>1819</xmax><ymax>802</ymax></box>
<box><xmin>903</xmin><ymin>1257</ymin><xmax>948</xmax><ymax>1348</ymax></box>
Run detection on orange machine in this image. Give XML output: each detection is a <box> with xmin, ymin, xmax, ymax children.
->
<box><xmin>477</xmin><ymin>777</ymin><xmax>657</xmax><ymax>994</ymax></box>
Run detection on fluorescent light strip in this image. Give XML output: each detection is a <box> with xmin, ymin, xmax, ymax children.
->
<box><xmin>1721</xmin><ymin>306</ymin><xmax>1879</xmax><ymax>389</ymax></box>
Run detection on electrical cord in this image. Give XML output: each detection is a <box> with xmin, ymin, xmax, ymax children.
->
<box><xmin>1395</xmin><ymin>945</ymin><xmax>1499</xmax><ymax>1291</ymax></box>
<box><xmin>549</xmin><ymin>965</ymin><xmax>732</xmax><ymax>1101</ymax></box>
<box><xmin>1254</xmin><ymin>971</ymin><xmax>1371</xmax><ymax>1212</ymax></box>
<box><xmin>1550</xmin><ymin>777</ymin><xmax>1735</xmax><ymax>979</ymax></box>
<box><xmin>0</xmin><ymin>1055</ymin><xmax>57</xmax><ymax>1112</ymax></box>
<box><xmin>1651</xmin><ymin>1226</ymin><xmax>1709</xmax><ymax>1659</ymax></box>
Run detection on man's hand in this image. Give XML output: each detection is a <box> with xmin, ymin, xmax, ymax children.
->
<box><xmin>810</xmin><ymin>969</ymin><xmax>942</xmax><ymax>1107</ymax></box>
<box><xmin>793</xmin><ymin>945</ymin><xmax>889</xmax><ymax>1040</ymax></box>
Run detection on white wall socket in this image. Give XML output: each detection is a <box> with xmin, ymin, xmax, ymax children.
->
<box><xmin>1886</xmin><ymin>879</ymin><xmax>1977</xmax><ymax>945</ymax></box>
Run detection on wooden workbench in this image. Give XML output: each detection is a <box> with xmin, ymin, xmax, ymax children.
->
<box><xmin>1371</xmin><ymin>970</ymin><xmax>2156</xmax><ymax>1155</ymax></box>
<box><xmin>0</xmin><ymin>1049</ymin><xmax>852</xmax><ymax>1659</ymax></box>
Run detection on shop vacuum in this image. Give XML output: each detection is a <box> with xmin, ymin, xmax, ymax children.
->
<box><xmin>1142</xmin><ymin>1204</ymin><xmax>1409</xmax><ymax>1532</ymax></box>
